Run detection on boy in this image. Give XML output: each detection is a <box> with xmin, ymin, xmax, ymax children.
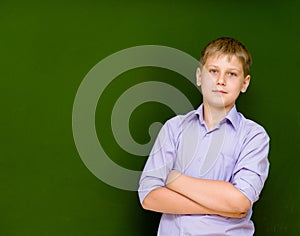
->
<box><xmin>138</xmin><ymin>37</ymin><xmax>270</xmax><ymax>235</ymax></box>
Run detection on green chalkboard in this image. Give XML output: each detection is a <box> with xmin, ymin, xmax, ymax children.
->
<box><xmin>0</xmin><ymin>1</ymin><xmax>299</xmax><ymax>235</ymax></box>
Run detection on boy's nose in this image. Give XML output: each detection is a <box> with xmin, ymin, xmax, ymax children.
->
<box><xmin>216</xmin><ymin>74</ymin><xmax>226</xmax><ymax>86</ymax></box>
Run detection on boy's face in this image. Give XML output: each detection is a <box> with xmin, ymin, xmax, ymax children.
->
<box><xmin>196</xmin><ymin>54</ymin><xmax>250</xmax><ymax>113</ymax></box>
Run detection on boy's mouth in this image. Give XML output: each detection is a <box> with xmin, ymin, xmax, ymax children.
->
<box><xmin>212</xmin><ymin>90</ymin><xmax>227</xmax><ymax>94</ymax></box>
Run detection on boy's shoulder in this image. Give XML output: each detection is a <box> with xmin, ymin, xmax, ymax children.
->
<box><xmin>165</xmin><ymin>109</ymin><xmax>198</xmax><ymax>127</ymax></box>
<box><xmin>238</xmin><ymin>112</ymin><xmax>269</xmax><ymax>138</ymax></box>
<box><xmin>161</xmin><ymin>109</ymin><xmax>202</xmax><ymax>139</ymax></box>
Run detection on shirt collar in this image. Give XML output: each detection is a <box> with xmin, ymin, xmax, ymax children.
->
<box><xmin>194</xmin><ymin>104</ymin><xmax>205</xmax><ymax>125</ymax></box>
<box><xmin>225</xmin><ymin>105</ymin><xmax>239</xmax><ymax>130</ymax></box>
<box><xmin>194</xmin><ymin>104</ymin><xmax>239</xmax><ymax>130</ymax></box>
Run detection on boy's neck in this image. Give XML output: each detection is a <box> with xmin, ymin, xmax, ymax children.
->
<box><xmin>203</xmin><ymin>103</ymin><xmax>232</xmax><ymax>130</ymax></box>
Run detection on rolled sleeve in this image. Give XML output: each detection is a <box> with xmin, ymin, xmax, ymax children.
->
<box><xmin>232</xmin><ymin>126</ymin><xmax>270</xmax><ymax>204</ymax></box>
<box><xmin>138</xmin><ymin>120</ymin><xmax>177</xmax><ymax>204</ymax></box>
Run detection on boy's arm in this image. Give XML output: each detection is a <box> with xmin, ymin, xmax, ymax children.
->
<box><xmin>165</xmin><ymin>127</ymin><xmax>270</xmax><ymax>215</ymax></box>
<box><xmin>166</xmin><ymin>171</ymin><xmax>251</xmax><ymax>214</ymax></box>
<box><xmin>142</xmin><ymin>186</ymin><xmax>247</xmax><ymax>218</ymax></box>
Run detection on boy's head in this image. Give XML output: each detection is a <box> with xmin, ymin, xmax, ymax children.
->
<box><xmin>196</xmin><ymin>37</ymin><xmax>252</xmax><ymax>113</ymax></box>
<box><xmin>200</xmin><ymin>37</ymin><xmax>252</xmax><ymax>77</ymax></box>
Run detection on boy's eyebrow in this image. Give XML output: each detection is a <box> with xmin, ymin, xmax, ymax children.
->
<box><xmin>206</xmin><ymin>64</ymin><xmax>242</xmax><ymax>72</ymax></box>
<box><xmin>228</xmin><ymin>68</ymin><xmax>242</xmax><ymax>72</ymax></box>
<box><xmin>206</xmin><ymin>64</ymin><xmax>218</xmax><ymax>67</ymax></box>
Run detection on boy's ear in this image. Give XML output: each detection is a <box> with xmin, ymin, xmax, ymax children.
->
<box><xmin>196</xmin><ymin>67</ymin><xmax>201</xmax><ymax>86</ymax></box>
<box><xmin>241</xmin><ymin>75</ymin><xmax>251</xmax><ymax>93</ymax></box>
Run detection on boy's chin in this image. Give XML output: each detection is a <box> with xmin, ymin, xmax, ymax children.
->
<box><xmin>204</xmin><ymin>101</ymin><xmax>234</xmax><ymax>112</ymax></box>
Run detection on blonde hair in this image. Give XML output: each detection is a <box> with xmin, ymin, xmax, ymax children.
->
<box><xmin>200</xmin><ymin>37</ymin><xmax>252</xmax><ymax>76</ymax></box>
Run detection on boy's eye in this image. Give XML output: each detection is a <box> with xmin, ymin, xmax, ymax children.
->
<box><xmin>228</xmin><ymin>72</ymin><xmax>237</xmax><ymax>77</ymax></box>
<box><xmin>209</xmin><ymin>69</ymin><xmax>218</xmax><ymax>74</ymax></box>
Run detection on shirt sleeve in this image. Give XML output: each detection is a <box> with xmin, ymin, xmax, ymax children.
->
<box><xmin>231</xmin><ymin>124</ymin><xmax>270</xmax><ymax>204</ymax></box>
<box><xmin>138</xmin><ymin>120</ymin><xmax>177</xmax><ymax>204</ymax></box>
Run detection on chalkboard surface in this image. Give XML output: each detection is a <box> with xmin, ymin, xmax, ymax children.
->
<box><xmin>1</xmin><ymin>1</ymin><xmax>299</xmax><ymax>235</ymax></box>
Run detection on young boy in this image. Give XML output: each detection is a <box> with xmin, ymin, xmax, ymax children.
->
<box><xmin>138</xmin><ymin>37</ymin><xmax>270</xmax><ymax>235</ymax></box>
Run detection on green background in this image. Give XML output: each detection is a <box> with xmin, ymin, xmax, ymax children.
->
<box><xmin>1</xmin><ymin>0</ymin><xmax>299</xmax><ymax>235</ymax></box>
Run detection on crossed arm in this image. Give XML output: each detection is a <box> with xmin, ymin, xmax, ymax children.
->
<box><xmin>142</xmin><ymin>170</ymin><xmax>251</xmax><ymax>218</ymax></box>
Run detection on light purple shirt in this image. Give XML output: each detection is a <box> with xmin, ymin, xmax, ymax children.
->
<box><xmin>138</xmin><ymin>104</ymin><xmax>270</xmax><ymax>236</ymax></box>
